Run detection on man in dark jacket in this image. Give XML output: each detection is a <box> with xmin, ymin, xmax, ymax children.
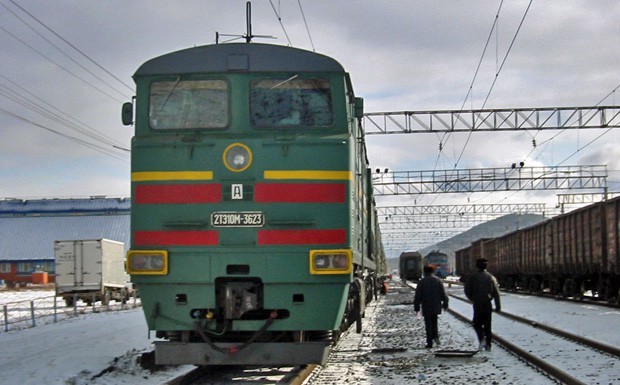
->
<box><xmin>464</xmin><ymin>258</ymin><xmax>501</xmax><ymax>351</ymax></box>
<box><xmin>413</xmin><ymin>265</ymin><xmax>449</xmax><ymax>348</ymax></box>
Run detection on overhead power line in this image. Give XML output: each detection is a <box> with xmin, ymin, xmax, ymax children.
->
<box><xmin>0</xmin><ymin>106</ymin><xmax>128</xmax><ymax>162</ymax></box>
<box><xmin>0</xmin><ymin>23</ymin><xmax>125</xmax><ymax>103</ymax></box>
<box><xmin>297</xmin><ymin>0</ymin><xmax>315</xmax><ymax>51</ymax></box>
<box><xmin>454</xmin><ymin>0</ymin><xmax>533</xmax><ymax>168</ymax></box>
<box><xmin>1</xmin><ymin>3</ymin><xmax>131</xmax><ymax>100</ymax></box>
<box><xmin>7</xmin><ymin>0</ymin><xmax>134</xmax><ymax>94</ymax></box>
<box><xmin>0</xmin><ymin>75</ymin><xmax>128</xmax><ymax>151</ymax></box>
<box><xmin>268</xmin><ymin>0</ymin><xmax>293</xmax><ymax>46</ymax></box>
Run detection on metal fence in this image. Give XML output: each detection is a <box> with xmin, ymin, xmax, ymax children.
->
<box><xmin>1</xmin><ymin>293</ymin><xmax>141</xmax><ymax>332</ymax></box>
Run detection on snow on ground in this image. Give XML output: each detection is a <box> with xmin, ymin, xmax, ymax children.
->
<box><xmin>305</xmin><ymin>286</ymin><xmax>559</xmax><ymax>385</ymax></box>
<box><xmin>1</xmin><ymin>285</ymin><xmax>619</xmax><ymax>384</ymax></box>
<box><xmin>0</xmin><ymin>286</ymin><xmax>56</xmax><ymax>302</ymax></box>
<box><xmin>0</xmin><ymin>288</ymin><xmax>191</xmax><ymax>385</ymax></box>
<box><xmin>487</xmin><ymin>290</ymin><xmax>620</xmax><ymax>347</ymax></box>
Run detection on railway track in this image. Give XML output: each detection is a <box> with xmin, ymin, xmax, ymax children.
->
<box><xmin>501</xmin><ymin>287</ymin><xmax>620</xmax><ymax>308</ymax></box>
<box><xmin>145</xmin><ymin>281</ymin><xmax>618</xmax><ymax>385</ymax></box>
<box><xmin>163</xmin><ymin>364</ymin><xmax>315</xmax><ymax>385</ymax></box>
<box><xmin>443</xmin><ymin>278</ymin><xmax>620</xmax><ymax>308</ymax></box>
<box><xmin>448</xmin><ymin>293</ymin><xmax>620</xmax><ymax>384</ymax></box>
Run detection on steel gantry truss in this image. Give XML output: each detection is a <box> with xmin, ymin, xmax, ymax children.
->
<box><xmin>380</xmin><ymin>215</ymin><xmax>507</xmax><ymax>230</ymax></box>
<box><xmin>377</xmin><ymin>203</ymin><xmax>551</xmax><ymax>230</ymax></box>
<box><xmin>363</xmin><ymin>106</ymin><xmax>620</xmax><ymax>134</ymax></box>
<box><xmin>364</xmin><ymin>106</ymin><xmax>616</xmax><ymax>250</ymax></box>
<box><xmin>377</xmin><ymin>203</ymin><xmax>547</xmax><ymax>216</ymax></box>
<box><xmin>383</xmin><ymin>230</ymin><xmax>463</xmax><ymax>248</ymax></box>
<box><xmin>372</xmin><ymin>165</ymin><xmax>608</xmax><ymax>196</ymax></box>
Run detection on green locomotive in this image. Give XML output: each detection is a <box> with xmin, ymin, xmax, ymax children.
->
<box><xmin>122</xmin><ymin>42</ymin><xmax>385</xmax><ymax>365</ymax></box>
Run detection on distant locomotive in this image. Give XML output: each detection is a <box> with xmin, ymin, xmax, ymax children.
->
<box><xmin>456</xmin><ymin>196</ymin><xmax>620</xmax><ymax>303</ymax></box>
<box><xmin>122</xmin><ymin>42</ymin><xmax>386</xmax><ymax>366</ymax></box>
<box><xmin>399</xmin><ymin>251</ymin><xmax>424</xmax><ymax>281</ymax></box>
<box><xmin>423</xmin><ymin>250</ymin><xmax>451</xmax><ymax>278</ymax></box>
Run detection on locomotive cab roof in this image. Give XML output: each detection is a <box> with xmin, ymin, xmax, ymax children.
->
<box><xmin>133</xmin><ymin>43</ymin><xmax>346</xmax><ymax>77</ymax></box>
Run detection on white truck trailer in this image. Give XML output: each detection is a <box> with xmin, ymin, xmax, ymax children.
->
<box><xmin>54</xmin><ymin>239</ymin><xmax>131</xmax><ymax>306</ymax></box>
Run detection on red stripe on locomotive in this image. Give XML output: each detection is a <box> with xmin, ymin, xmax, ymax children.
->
<box><xmin>134</xmin><ymin>184</ymin><xmax>222</xmax><ymax>204</ymax></box>
<box><xmin>257</xmin><ymin>229</ymin><xmax>347</xmax><ymax>245</ymax></box>
<box><xmin>134</xmin><ymin>230</ymin><xmax>219</xmax><ymax>246</ymax></box>
<box><xmin>254</xmin><ymin>183</ymin><xmax>346</xmax><ymax>203</ymax></box>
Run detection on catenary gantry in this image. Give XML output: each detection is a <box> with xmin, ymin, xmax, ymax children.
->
<box><xmin>363</xmin><ymin>106</ymin><xmax>620</xmax><ymax>134</ymax></box>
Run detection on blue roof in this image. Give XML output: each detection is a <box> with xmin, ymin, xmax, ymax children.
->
<box><xmin>0</xmin><ymin>197</ymin><xmax>130</xmax><ymax>216</ymax></box>
<box><xmin>0</xmin><ymin>198</ymin><xmax>130</xmax><ymax>261</ymax></box>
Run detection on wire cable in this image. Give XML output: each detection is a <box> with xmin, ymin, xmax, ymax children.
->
<box><xmin>268</xmin><ymin>0</ymin><xmax>292</xmax><ymax>46</ymax></box>
<box><xmin>297</xmin><ymin>0</ymin><xmax>315</xmax><ymax>51</ymax></box>
<box><xmin>0</xmin><ymin>77</ymin><xmax>128</xmax><ymax>151</ymax></box>
<box><xmin>1</xmin><ymin>3</ymin><xmax>131</xmax><ymax>100</ymax></box>
<box><xmin>453</xmin><ymin>0</ymin><xmax>533</xmax><ymax>169</ymax></box>
<box><xmin>0</xmin><ymin>24</ymin><xmax>125</xmax><ymax>103</ymax></box>
<box><xmin>8</xmin><ymin>0</ymin><xmax>134</xmax><ymax>93</ymax></box>
<box><xmin>0</xmin><ymin>107</ymin><xmax>129</xmax><ymax>162</ymax></box>
<box><xmin>433</xmin><ymin>1</ymin><xmax>505</xmax><ymax>175</ymax></box>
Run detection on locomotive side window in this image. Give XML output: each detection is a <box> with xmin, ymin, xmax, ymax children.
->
<box><xmin>149</xmin><ymin>79</ymin><xmax>229</xmax><ymax>129</ymax></box>
<box><xmin>250</xmin><ymin>78</ymin><xmax>333</xmax><ymax>128</ymax></box>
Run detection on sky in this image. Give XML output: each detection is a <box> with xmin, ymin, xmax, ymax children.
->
<box><xmin>1</xmin><ymin>1</ymin><xmax>619</xmax><ymax>250</ymax></box>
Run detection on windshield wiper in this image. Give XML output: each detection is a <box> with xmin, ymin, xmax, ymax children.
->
<box><xmin>158</xmin><ymin>76</ymin><xmax>181</xmax><ymax>112</ymax></box>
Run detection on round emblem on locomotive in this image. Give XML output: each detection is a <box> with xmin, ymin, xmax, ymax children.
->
<box><xmin>223</xmin><ymin>143</ymin><xmax>252</xmax><ymax>172</ymax></box>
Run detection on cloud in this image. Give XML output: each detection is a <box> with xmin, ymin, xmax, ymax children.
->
<box><xmin>0</xmin><ymin>1</ymin><xmax>618</xmax><ymax>252</ymax></box>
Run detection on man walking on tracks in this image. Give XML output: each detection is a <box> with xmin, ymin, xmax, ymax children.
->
<box><xmin>414</xmin><ymin>265</ymin><xmax>449</xmax><ymax>348</ymax></box>
<box><xmin>464</xmin><ymin>258</ymin><xmax>501</xmax><ymax>351</ymax></box>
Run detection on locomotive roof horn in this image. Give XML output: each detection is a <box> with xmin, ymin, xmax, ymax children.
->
<box><xmin>215</xmin><ymin>1</ymin><xmax>275</xmax><ymax>44</ymax></box>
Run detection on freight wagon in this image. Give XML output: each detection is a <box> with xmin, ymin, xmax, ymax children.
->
<box><xmin>399</xmin><ymin>251</ymin><xmax>424</xmax><ymax>282</ymax></box>
<box><xmin>455</xmin><ymin>196</ymin><xmax>620</xmax><ymax>302</ymax></box>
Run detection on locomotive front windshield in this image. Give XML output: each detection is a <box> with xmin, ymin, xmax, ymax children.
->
<box><xmin>250</xmin><ymin>77</ymin><xmax>333</xmax><ymax>128</ymax></box>
<box><xmin>149</xmin><ymin>79</ymin><xmax>228</xmax><ymax>129</ymax></box>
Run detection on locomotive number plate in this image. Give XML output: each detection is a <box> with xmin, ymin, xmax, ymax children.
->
<box><xmin>211</xmin><ymin>211</ymin><xmax>264</xmax><ymax>227</ymax></box>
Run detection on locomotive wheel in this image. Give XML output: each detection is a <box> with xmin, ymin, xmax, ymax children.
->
<box><xmin>577</xmin><ymin>282</ymin><xmax>587</xmax><ymax>301</ymax></box>
<box><xmin>562</xmin><ymin>279</ymin><xmax>573</xmax><ymax>298</ymax></box>
<box><xmin>596</xmin><ymin>279</ymin><xmax>607</xmax><ymax>301</ymax></box>
<box><xmin>355</xmin><ymin>294</ymin><xmax>363</xmax><ymax>333</ymax></box>
<box><xmin>550</xmin><ymin>279</ymin><xmax>561</xmax><ymax>296</ymax></box>
<box><xmin>528</xmin><ymin>277</ymin><xmax>542</xmax><ymax>295</ymax></box>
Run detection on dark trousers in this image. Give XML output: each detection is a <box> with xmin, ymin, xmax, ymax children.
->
<box><xmin>423</xmin><ymin>314</ymin><xmax>439</xmax><ymax>346</ymax></box>
<box><xmin>472</xmin><ymin>302</ymin><xmax>493</xmax><ymax>344</ymax></box>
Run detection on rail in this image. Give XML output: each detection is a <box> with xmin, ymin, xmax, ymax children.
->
<box><xmin>448</xmin><ymin>293</ymin><xmax>618</xmax><ymax>385</ymax></box>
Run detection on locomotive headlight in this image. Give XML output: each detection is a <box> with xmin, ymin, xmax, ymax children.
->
<box><xmin>309</xmin><ymin>249</ymin><xmax>352</xmax><ymax>275</ymax></box>
<box><xmin>223</xmin><ymin>143</ymin><xmax>252</xmax><ymax>172</ymax></box>
<box><xmin>126</xmin><ymin>250</ymin><xmax>168</xmax><ymax>275</ymax></box>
